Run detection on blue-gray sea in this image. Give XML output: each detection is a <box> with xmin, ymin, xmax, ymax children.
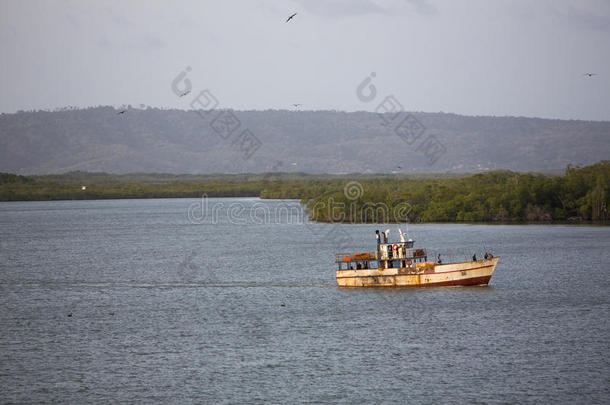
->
<box><xmin>1</xmin><ymin>198</ymin><xmax>608</xmax><ymax>404</ymax></box>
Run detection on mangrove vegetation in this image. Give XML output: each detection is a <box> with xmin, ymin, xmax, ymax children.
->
<box><xmin>1</xmin><ymin>161</ymin><xmax>608</xmax><ymax>223</ymax></box>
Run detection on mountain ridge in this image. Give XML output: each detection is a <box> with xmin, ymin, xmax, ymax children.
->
<box><xmin>1</xmin><ymin>106</ymin><xmax>608</xmax><ymax>174</ymax></box>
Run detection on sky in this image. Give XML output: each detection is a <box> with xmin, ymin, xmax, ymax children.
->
<box><xmin>1</xmin><ymin>0</ymin><xmax>609</xmax><ymax>121</ymax></box>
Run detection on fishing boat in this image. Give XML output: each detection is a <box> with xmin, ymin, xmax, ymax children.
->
<box><xmin>335</xmin><ymin>229</ymin><xmax>499</xmax><ymax>287</ymax></box>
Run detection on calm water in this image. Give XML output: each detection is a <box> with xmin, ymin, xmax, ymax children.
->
<box><xmin>0</xmin><ymin>198</ymin><xmax>608</xmax><ymax>404</ymax></box>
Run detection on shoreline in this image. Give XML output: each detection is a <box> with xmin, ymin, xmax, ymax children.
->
<box><xmin>0</xmin><ymin>196</ymin><xmax>607</xmax><ymax>226</ymax></box>
<box><xmin>3</xmin><ymin>161</ymin><xmax>608</xmax><ymax>223</ymax></box>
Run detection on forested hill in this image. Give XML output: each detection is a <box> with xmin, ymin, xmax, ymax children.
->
<box><xmin>1</xmin><ymin>106</ymin><xmax>609</xmax><ymax>175</ymax></box>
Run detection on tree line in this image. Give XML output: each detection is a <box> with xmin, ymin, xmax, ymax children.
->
<box><xmin>298</xmin><ymin>161</ymin><xmax>609</xmax><ymax>223</ymax></box>
<box><xmin>1</xmin><ymin>161</ymin><xmax>608</xmax><ymax>223</ymax></box>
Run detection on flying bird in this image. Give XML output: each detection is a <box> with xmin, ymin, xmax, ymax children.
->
<box><xmin>117</xmin><ymin>110</ymin><xmax>126</xmax><ymax>115</ymax></box>
<box><xmin>286</xmin><ymin>12</ymin><xmax>297</xmax><ymax>23</ymax></box>
<box><xmin>179</xmin><ymin>90</ymin><xmax>191</xmax><ymax>97</ymax></box>
<box><xmin>292</xmin><ymin>103</ymin><xmax>302</xmax><ymax>107</ymax></box>
<box><xmin>583</xmin><ymin>73</ymin><xmax>597</xmax><ymax>77</ymax></box>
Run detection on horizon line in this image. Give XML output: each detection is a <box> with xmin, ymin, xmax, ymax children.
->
<box><xmin>2</xmin><ymin>105</ymin><xmax>609</xmax><ymax>123</ymax></box>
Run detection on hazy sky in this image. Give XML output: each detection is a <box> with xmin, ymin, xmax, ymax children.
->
<box><xmin>1</xmin><ymin>0</ymin><xmax>609</xmax><ymax>120</ymax></box>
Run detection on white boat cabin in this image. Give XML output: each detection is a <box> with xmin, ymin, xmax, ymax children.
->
<box><xmin>336</xmin><ymin>229</ymin><xmax>429</xmax><ymax>270</ymax></box>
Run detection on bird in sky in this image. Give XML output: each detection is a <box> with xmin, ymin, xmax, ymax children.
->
<box><xmin>179</xmin><ymin>90</ymin><xmax>191</xmax><ymax>97</ymax></box>
<box><xmin>292</xmin><ymin>103</ymin><xmax>302</xmax><ymax>108</ymax></box>
<box><xmin>583</xmin><ymin>73</ymin><xmax>597</xmax><ymax>77</ymax></box>
<box><xmin>117</xmin><ymin>110</ymin><xmax>126</xmax><ymax>115</ymax></box>
<box><xmin>286</xmin><ymin>12</ymin><xmax>297</xmax><ymax>23</ymax></box>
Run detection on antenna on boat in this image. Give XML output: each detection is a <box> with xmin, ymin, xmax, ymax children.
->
<box><xmin>404</xmin><ymin>216</ymin><xmax>413</xmax><ymax>242</ymax></box>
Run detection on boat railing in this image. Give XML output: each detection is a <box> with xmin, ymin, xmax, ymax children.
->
<box><xmin>335</xmin><ymin>252</ymin><xmax>377</xmax><ymax>263</ymax></box>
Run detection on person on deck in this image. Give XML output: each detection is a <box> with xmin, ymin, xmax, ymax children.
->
<box><xmin>437</xmin><ymin>254</ymin><xmax>442</xmax><ymax>264</ymax></box>
<box><xmin>375</xmin><ymin>230</ymin><xmax>381</xmax><ymax>258</ymax></box>
<box><xmin>472</xmin><ymin>254</ymin><xmax>477</xmax><ymax>261</ymax></box>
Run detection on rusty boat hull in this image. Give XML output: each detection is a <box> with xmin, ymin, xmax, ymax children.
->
<box><xmin>336</xmin><ymin>257</ymin><xmax>499</xmax><ymax>287</ymax></box>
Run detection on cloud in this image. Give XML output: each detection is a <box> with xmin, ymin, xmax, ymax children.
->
<box><xmin>292</xmin><ymin>0</ymin><xmax>438</xmax><ymax>18</ymax></box>
<box><xmin>96</xmin><ymin>34</ymin><xmax>165</xmax><ymax>51</ymax></box>
<box><xmin>406</xmin><ymin>0</ymin><xmax>438</xmax><ymax>16</ymax></box>
<box><xmin>556</xmin><ymin>4</ymin><xmax>610</xmax><ymax>32</ymax></box>
<box><xmin>103</xmin><ymin>6</ymin><xmax>134</xmax><ymax>29</ymax></box>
